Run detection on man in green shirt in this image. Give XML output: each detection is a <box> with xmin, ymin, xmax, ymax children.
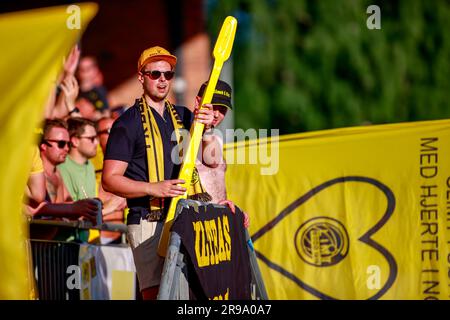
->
<box><xmin>58</xmin><ymin>118</ymin><xmax>98</xmax><ymax>201</ymax></box>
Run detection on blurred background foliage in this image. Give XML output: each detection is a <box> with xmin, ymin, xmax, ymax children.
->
<box><xmin>206</xmin><ymin>0</ymin><xmax>450</xmax><ymax>134</ymax></box>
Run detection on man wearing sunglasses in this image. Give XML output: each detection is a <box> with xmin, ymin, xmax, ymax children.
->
<box><xmin>29</xmin><ymin>120</ymin><xmax>99</xmax><ymax>239</ymax></box>
<box><xmin>58</xmin><ymin>118</ymin><xmax>99</xmax><ymax>202</ymax></box>
<box><xmin>40</xmin><ymin>119</ymin><xmax>72</xmax><ymax>203</ymax></box>
<box><xmin>102</xmin><ymin>45</ymin><xmax>215</xmax><ymax>300</ymax></box>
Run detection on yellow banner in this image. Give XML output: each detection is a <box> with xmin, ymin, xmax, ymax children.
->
<box><xmin>225</xmin><ymin>119</ymin><xmax>450</xmax><ymax>300</ymax></box>
<box><xmin>0</xmin><ymin>4</ymin><xmax>97</xmax><ymax>299</ymax></box>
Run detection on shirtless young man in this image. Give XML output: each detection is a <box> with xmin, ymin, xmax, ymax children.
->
<box><xmin>196</xmin><ymin>80</ymin><xmax>249</xmax><ymax>227</ymax></box>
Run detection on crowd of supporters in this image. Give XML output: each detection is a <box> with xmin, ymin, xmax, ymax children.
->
<box><xmin>25</xmin><ymin>46</ymin><xmax>126</xmax><ymax>244</ymax></box>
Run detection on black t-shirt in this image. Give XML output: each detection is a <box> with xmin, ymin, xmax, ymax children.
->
<box><xmin>104</xmin><ymin>100</ymin><xmax>193</xmax><ymax>223</ymax></box>
<box><xmin>171</xmin><ymin>203</ymin><xmax>252</xmax><ymax>300</ymax></box>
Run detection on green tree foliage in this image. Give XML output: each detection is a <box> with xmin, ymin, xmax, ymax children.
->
<box><xmin>207</xmin><ymin>0</ymin><xmax>450</xmax><ymax>134</ymax></box>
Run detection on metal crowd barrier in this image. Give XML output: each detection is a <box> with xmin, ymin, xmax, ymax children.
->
<box><xmin>158</xmin><ymin>199</ymin><xmax>268</xmax><ymax>300</ymax></box>
<box><xmin>29</xmin><ymin>219</ymin><xmax>128</xmax><ymax>300</ymax></box>
<box><xmin>31</xmin><ymin>240</ymin><xmax>80</xmax><ymax>300</ymax></box>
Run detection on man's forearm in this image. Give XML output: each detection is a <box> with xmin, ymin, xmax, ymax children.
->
<box><xmin>34</xmin><ymin>202</ymin><xmax>78</xmax><ymax>218</ymax></box>
<box><xmin>102</xmin><ymin>174</ymin><xmax>150</xmax><ymax>199</ymax></box>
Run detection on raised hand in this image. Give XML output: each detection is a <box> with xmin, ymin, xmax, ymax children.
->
<box><xmin>64</xmin><ymin>45</ymin><xmax>80</xmax><ymax>76</ymax></box>
<box><xmin>60</xmin><ymin>74</ymin><xmax>79</xmax><ymax>112</ymax></box>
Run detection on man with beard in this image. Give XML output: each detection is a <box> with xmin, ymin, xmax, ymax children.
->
<box><xmin>58</xmin><ymin>118</ymin><xmax>99</xmax><ymax>201</ymax></box>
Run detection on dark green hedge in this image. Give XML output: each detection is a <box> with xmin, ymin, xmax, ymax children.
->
<box><xmin>207</xmin><ymin>0</ymin><xmax>450</xmax><ymax>134</ymax></box>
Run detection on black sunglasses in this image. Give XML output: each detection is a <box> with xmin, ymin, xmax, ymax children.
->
<box><xmin>141</xmin><ymin>70</ymin><xmax>175</xmax><ymax>80</ymax></box>
<box><xmin>43</xmin><ymin>139</ymin><xmax>70</xmax><ymax>149</ymax></box>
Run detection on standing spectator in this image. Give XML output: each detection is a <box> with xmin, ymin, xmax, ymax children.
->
<box><xmin>195</xmin><ymin>80</ymin><xmax>231</xmax><ymax>203</ymax></box>
<box><xmin>196</xmin><ymin>80</ymin><xmax>249</xmax><ymax>227</ymax></box>
<box><xmin>102</xmin><ymin>45</ymin><xmax>214</xmax><ymax>299</ymax></box>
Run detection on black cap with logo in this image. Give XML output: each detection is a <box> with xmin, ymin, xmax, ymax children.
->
<box><xmin>197</xmin><ymin>79</ymin><xmax>232</xmax><ymax>110</ymax></box>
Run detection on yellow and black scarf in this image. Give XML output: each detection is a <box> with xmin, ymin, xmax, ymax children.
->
<box><xmin>138</xmin><ymin>96</ymin><xmax>211</xmax><ymax>212</ymax></box>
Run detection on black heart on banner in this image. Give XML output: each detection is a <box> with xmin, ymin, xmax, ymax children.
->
<box><xmin>251</xmin><ymin>176</ymin><xmax>397</xmax><ymax>300</ymax></box>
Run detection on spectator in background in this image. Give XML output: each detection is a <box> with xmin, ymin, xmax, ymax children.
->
<box><xmin>26</xmin><ymin>146</ymin><xmax>46</xmax><ymax>208</ymax></box>
<box><xmin>95</xmin><ymin>117</ymin><xmax>127</xmax><ymax>244</ymax></box>
<box><xmin>58</xmin><ymin>118</ymin><xmax>98</xmax><ymax>201</ymax></box>
<box><xmin>55</xmin><ymin>118</ymin><xmax>100</xmax><ymax>243</ymax></box>
<box><xmin>110</xmin><ymin>105</ymin><xmax>127</xmax><ymax>120</ymax></box>
<box><xmin>40</xmin><ymin>119</ymin><xmax>73</xmax><ymax>203</ymax></box>
<box><xmin>57</xmin><ymin>74</ymin><xmax>82</xmax><ymax>119</ymax></box>
<box><xmin>75</xmin><ymin>96</ymin><xmax>104</xmax><ymax>121</ymax></box>
<box><xmin>45</xmin><ymin>46</ymin><xmax>83</xmax><ymax>120</ymax></box>
<box><xmin>77</xmin><ymin>56</ymin><xmax>110</xmax><ymax>113</ymax></box>
<box><xmin>92</xmin><ymin>117</ymin><xmax>114</xmax><ymax>186</ymax></box>
<box><xmin>29</xmin><ymin>119</ymin><xmax>99</xmax><ymax>240</ymax></box>
<box><xmin>96</xmin><ymin>118</ymin><xmax>114</xmax><ymax>155</ymax></box>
